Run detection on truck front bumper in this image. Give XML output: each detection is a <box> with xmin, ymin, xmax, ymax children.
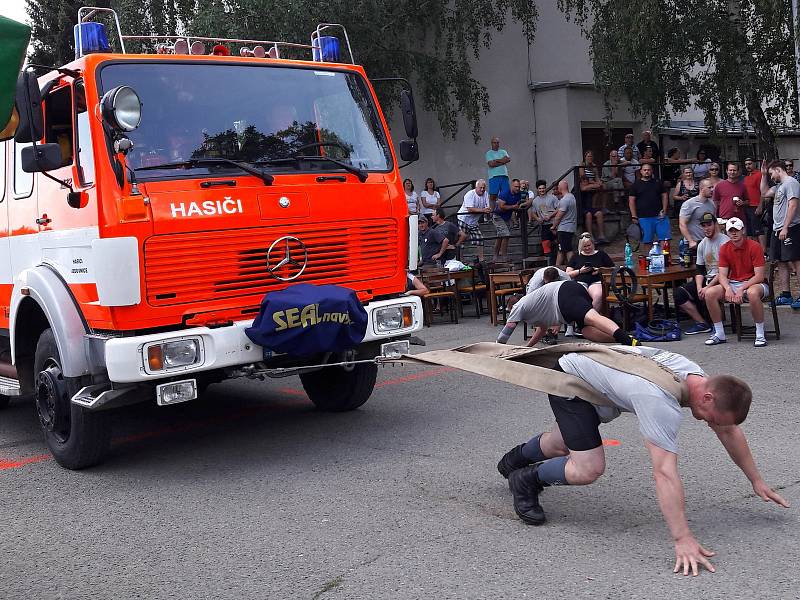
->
<box><xmin>103</xmin><ymin>296</ymin><xmax>422</xmax><ymax>383</ymax></box>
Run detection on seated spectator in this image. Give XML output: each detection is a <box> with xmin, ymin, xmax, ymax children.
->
<box><xmin>663</xmin><ymin>147</ymin><xmax>692</xmax><ymax>188</ymax></box>
<box><xmin>601</xmin><ymin>149</ymin><xmax>625</xmax><ymax>212</ymax></box>
<box><xmin>419</xmin><ymin>177</ymin><xmax>440</xmax><ymax>221</ymax></box>
<box><xmin>566</xmin><ymin>233</ymin><xmax>614</xmax><ymax>311</ymax></box>
<box><xmin>675</xmin><ymin>212</ymin><xmax>729</xmax><ymax>335</ymax></box>
<box><xmin>431</xmin><ymin>207</ymin><xmax>465</xmax><ymax>262</ymax></box>
<box><xmin>529</xmin><ymin>179</ymin><xmax>560</xmax><ymax>265</ymax></box>
<box><xmin>579</xmin><ymin>150</ymin><xmax>608</xmax><ymax>245</ymax></box>
<box><xmin>628</xmin><ymin>163</ymin><xmax>670</xmax><ymax>245</ymax></box>
<box><xmin>619</xmin><ymin>146</ymin><xmax>640</xmax><ymax>190</ymax></box>
<box><xmin>692</xmin><ymin>149</ymin><xmax>712</xmax><ymax>181</ymax></box>
<box><xmin>704</xmin><ymin>218</ymin><xmax>769</xmax><ymax>347</ymax></box>
<box><xmin>405</xmin><ymin>272</ymin><xmax>429</xmax><ymax>297</ymax></box>
<box><xmin>617</xmin><ymin>133</ymin><xmax>641</xmax><ymax>161</ymax></box>
<box><xmin>636</xmin><ymin>130</ymin><xmax>661</xmax><ymax>163</ymax></box>
<box><xmin>713</xmin><ymin>162</ymin><xmax>748</xmax><ymax>221</ymax></box>
<box><xmin>679</xmin><ymin>179</ymin><xmax>717</xmax><ymax>252</ymax></box>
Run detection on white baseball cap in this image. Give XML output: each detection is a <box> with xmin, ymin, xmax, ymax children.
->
<box><xmin>725</xmin><ymin>217</ymin><xmax>745</xmax><ymax>231</ymax></box>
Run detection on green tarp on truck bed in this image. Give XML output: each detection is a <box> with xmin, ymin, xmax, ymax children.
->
<box><xmin>0</xmin><ymin>15</ymin><xmax>31</xmax><ymax>131</ymax></box>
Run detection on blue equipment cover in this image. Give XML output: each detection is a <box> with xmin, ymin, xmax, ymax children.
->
<box><xmin>245</xmin><ymin>284</ymin><xmax>368</xmax><ymax>356</ymax></box>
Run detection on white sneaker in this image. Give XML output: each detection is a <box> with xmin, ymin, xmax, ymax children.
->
<box><xmin>565</xmin><ymin>325</ymin><xmax>575</xmax><ymax>337</ymax></box>
<box><xmin>754</xmin><ymin>336</ymin><xmax>767</xmax><ymax>347</ymax></box>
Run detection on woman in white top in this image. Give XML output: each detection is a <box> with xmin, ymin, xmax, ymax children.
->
<box><xmin>419</xmin><ymin>177</ymin><xmax>440</xmax><ymax>219</ymax></box>
<box><xmin>404</xmin><ymin>178</ymin><xmax>419</xmax><ymax>214</ymax></box>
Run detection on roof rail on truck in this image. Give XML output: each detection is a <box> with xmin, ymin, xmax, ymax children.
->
<box><xmin>75</xmin><ymin>6</ymin><xmax>354</xmax><ymax>64</ymax></box>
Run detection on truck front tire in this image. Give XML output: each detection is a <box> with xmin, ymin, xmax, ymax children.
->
<box><xmin>34</xmin><ymin>329</ymin><xmax>112</xmax><ymax>469</ymax></box>
<box><xmin>299</xmin><ymin>362</ymin><xmax>377</xmax><ymax>412</ymax></box>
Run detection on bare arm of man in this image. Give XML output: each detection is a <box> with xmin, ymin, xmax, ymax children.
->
<box><xmin>780</xmin><ymin>198</ymin><xmax>798</xmax><ymax>241</ymax></box>
<box><xmin>526</xmin><ymin>326</ymin><xmax>547</xmax><ymax>346</ymax></box>
<box><xmin>646</xmin><ymin>441</ymin><xmax>716</xmax><ymax>576</ymax></box>
<box><xmin>660</xmin><ymin>192</ymin><xmax>669</xmax><ymax>215</ymax></box>
<box><xmin>628</xmin><ymin>195</ymin><xmax>638</xmax><ymax>219</ymax></box>
<box><xmin>551</xmin><ymin>209</ymin><xmax>564</xmax><ymax>230</ymax></box>
<box><xmin>432</xmin><ymin>236</ymin><xmax>450</xmax><ymax>261</ymax></box>
<box><xmin>709</xmin><ymin>424</ymin><xmax>790</xmax><ymax>507</ymax></box>
<box><xmin>678</xmin><ymin>217</ymin><xmax>692</xmax><ymax>245</ymax></box>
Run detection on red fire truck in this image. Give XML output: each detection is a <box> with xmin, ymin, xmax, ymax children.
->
<box><xmin>1</xmin><ymin>7</ymin><xmax>423</xmax><ymax>469</ymax></box>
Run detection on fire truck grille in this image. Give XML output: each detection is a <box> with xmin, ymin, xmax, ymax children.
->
<box><xmin>143</xmin><ymin>221</ymin><xmax>399</xmax><ymax>306</ymax></box>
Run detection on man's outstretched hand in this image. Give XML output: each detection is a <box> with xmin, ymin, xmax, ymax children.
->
<box><xmin>673</xmin><ymin>535</ymin><xmax>716</xmax><ymax>576</ymax></box>
<box><xmin>753</xmin><ymin>479</ymin><xmax>790</xmax><ymax>507</ymax></box>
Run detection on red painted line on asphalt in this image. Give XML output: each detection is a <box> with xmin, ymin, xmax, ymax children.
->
<box><xmin>1</xmin><ymin>366</ymin><xmax>455</xmax><ymax>472</ymax></box>
<box><xmin>602</xmin><ymin>439</ymin><xmax>621</xmax><ymax>446</ymax></box>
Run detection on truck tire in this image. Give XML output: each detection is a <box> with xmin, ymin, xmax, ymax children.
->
<box><xmin>300</xmin><ymin>362</ymin><xmax>378</xmax><ymax>412</ymax></box>
<box><xmin>34</xmin><ymin>328</ymin><xmax>112</xmax><ymax>469</ymax></box>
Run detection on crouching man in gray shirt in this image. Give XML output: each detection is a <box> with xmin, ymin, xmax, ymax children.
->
<box><xmin>496</xmin><ymin>346</ymin><xmax>788</xmax><ymax>576</ymax></box>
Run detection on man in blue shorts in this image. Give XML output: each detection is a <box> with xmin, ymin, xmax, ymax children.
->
<box><xmin>629</xmin><ymin>163</ymin><xmax>670</xmax><ymax>244</ymax></box>
<box><xmin>486</xmin><ymin>136</ymin><xmax>511</xmax><ymax>209</ymax></box>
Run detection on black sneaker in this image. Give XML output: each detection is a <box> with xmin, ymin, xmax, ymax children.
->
<box><xmin>497</xmin><ymin>444</ymin><xmax>531</xmax><ymax>479</ymax></box>
<box><xmin>542</xmin><ymin>332</ymin><xmax>558</xmax><ymax>345</ymax></box>
<box><xmin>508</xmin><ymin>465</ymin><xmax>546</xmax><ymax>525</ymax></box>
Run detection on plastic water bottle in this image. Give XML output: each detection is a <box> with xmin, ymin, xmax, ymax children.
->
<box><xmin>649</xmin><ymin>241</ymin><xmax>664</xmax><ymax>273</ymax></box>
<box><xmin>624</xmin><ymin>242</ymin><xmax>633</xmax><ymax>268</ymax></box>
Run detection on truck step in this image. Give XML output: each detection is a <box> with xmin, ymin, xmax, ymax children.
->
<box><xmin>0</xmin><ymin>375</ymin><xmax>22</xmax><ymax>397</ymax></box>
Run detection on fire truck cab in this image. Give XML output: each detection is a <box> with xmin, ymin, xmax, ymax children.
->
<box><xmin>0</xmin><ymin>7</ymin><xmax>423</xmax><ymax>469</ymax></box>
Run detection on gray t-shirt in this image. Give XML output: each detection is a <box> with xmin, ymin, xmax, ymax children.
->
<box><xmin>507</xmin><ymin>280</ymin><xmax>566</xmax><ymax>326</ymax></box>
<box><xmin>556</xmin><ymin>193</ymin><xmax>577</xmax><ymax>233</ymax></box>
<box><xmin>696</xmin><ymin>233</ymin><xmax>729</xmax><ymax>280</ymax></box>
<box><xmin>530</xmin><ymin>193</ymin><xmax>559</xmax><ymax>221</ymax></box>
<box><xmin>558</xmin><ymin>346</ymin><xmax>706</xmax><ymax>453</ymax></box>
<box><xmin>679</xmin><ymin>195</ymin><xmax>717</xmax><ymax>242</ymax></box>
<box><xmin>772</xmin><ymin>177</ymin><xmax>800</xmax><ymax>230</ymax></box>
<box><xmin>525</xmin><ymin>268</ymin><xmax>570</xmax><ymax>294</ymax></box>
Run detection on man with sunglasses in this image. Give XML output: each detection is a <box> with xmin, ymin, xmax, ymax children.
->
<box><xmin>675</xmin><ymin>212</ymin><xmax>728</xmax><ymax>335</ymax></box>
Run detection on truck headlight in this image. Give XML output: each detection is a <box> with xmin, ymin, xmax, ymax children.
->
<box><xmin>146</xmin><ymin>338</ymin><xmax>202</xmax><ymax>372</ymax></box>
<box><xmin>374</xmin><ymin>305</ymin><xmax>414</xmax><ymax>332</ymax></box>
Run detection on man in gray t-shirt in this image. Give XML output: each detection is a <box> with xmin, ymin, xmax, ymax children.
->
<box><xmin>496</xmin><ymin>346</ymin><xmax>788</xmax><ymax>575</ymax></box>
<box><xmin>551</xmin><ymin>180</ymin><xmax>577</xmax><ymax>266</ymax></box>
<box><xmin>762</xmin><ymin>160</ymin><xmax>800</xmax><ymax>306</ymax></box>
<box><xmin>679</xmin><ymin>179</ymin><xmax>717</xmax><ymax>248</ymax></box>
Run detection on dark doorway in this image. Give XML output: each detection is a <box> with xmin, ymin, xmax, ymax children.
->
<box><xmin>580</xmin><ymin>127</ymin><xmax>633</xmax><ymax>165</ymax></box>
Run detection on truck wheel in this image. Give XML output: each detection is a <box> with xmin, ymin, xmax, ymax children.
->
<box><xmin>300</xmin><ymin>362</ymin><xmax>378</xmax><ymax>412</ymax></box>
<box><xmin>34</xmin><ymin>328</ymin><xmax>112</xmax><ymax>469</ymax></box>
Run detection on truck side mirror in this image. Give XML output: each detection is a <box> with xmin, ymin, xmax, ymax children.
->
<box><xmin>21</xmin><ymin>143</ymin><xmax>63</xmax><ymax>172</ymax></box>
<box><xmin>14</xmin><ymin>70</ymin><xmax>44</xmax><ymax>143</ymax></box>
<box><xmin>399</xmin><ymin>139</ymin><xmax>418</xmax><ymax>162</ymax></box>
<box><xmin>400</xmin><ymin>89</ymin><xmax>418</xmax><ymax>140</ymax></box>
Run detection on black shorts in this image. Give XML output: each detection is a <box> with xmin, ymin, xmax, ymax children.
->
<box><xmin>549</xmin><ymin>393</ymin><xmax>602</xmax><ymax>451</ymax></box>
<box><xmin>769</xmin><ymin>223</ymin><xmax>800</xmax><ymax>262</ymax></box>
<box><xmin>557</xmin><ymin>280</ymin><xmax>594</xmax><ymax>327</ymax></box>
<box><xmin>557</xmin><ymin>231</ymin><xmax>574</xmax><ymax>253</ymax></box>
<box><xmin>675</xmin><ymin>279</ymin><xmax>699</xmax><ymax>306</ymax></box>
<box><xmin>541</xmin><ymin>223</ymin><xmax>555</xmax><ymax>242</ymax></box>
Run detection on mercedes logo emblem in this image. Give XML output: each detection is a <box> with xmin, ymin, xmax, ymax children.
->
<box><xmin>266</xmin><ymin>236</ymin><xmax>308</xmax><ymax>281</ymax></box>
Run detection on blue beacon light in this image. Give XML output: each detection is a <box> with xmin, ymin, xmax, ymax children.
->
<box><xmin>74</xmin><ymin>22</ymin><xmax>111</xmax><ymax>58</ymax></box>
<box><xmin>313</xmin><ymin>36</ymin><xmax>341</xmax><ymax>62</ymax></box>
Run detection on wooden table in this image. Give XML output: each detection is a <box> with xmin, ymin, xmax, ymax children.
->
<box><xmin>605</xmin><ymin>263</ymin><xmax>696</xmax><ymax>320</ymax></box>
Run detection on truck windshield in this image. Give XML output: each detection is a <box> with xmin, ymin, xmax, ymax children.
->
<box><xmin>99</xmin><ymin>62</ymin><xmax>393</xmax><ymax>179</ymax></box>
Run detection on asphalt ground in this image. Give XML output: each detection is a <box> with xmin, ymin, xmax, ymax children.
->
<box><xmin>1</xmin><ymin>309</ymin><xmax>799</xmax><ymax>599</ymax></box>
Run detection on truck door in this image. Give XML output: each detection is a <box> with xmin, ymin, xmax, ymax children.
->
<box><xmin>7</xmin><ymin>136</ymin><xmax>39</xmax><ymax>276</ymax></box>
<box><xmin>1</xmin><ymin>141</ymin><xmax>11</xmax><ymax>327</ymax></box>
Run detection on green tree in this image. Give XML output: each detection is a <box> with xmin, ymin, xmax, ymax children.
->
<box><xmin>558</xmin><ymin>0</ymin><xmax>797</xmax><ymax>158</ymax></box>
<box><xmin>25</xmin><ymin>0</ymin><xmax>539</xmax><ymax>142</ymax></box>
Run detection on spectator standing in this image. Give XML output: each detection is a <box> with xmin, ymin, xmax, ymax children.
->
<box><xmin>493</xmin><ymin>178</ymin><xmax>525</xmax><ymax>260</ymax></box>
<box><xmin>663</xmin><ymin>147</ymin><xmax>691</xmax><ymax>188</ymax></box>
<box><xmin>784</xmin><ymin>159</ymin><xmax>800</xmax><ymax>182</ymax></box>
<box><xmin>579</xmin><ymin>150</ymin><xmax>608</xmax><ymax>245</ymax></box>
<box><xmin>742</xmin><ymin>158</ymin><xmax>765</xmax><ymax>247</ymax></box>
<box><xmin>432</xmin><ymin>208</ymin><xmax>464</xmax><ymax>262</ymax></box>
<box><xmin>486</xmin><ymin>136</ymin><xmax>511</xmax><ymax>209</ymax></box>
<box><xmin>618</xmin><ymin>133</ymin><xmax>641</xmax><ymax>161</ymax></box>
<box><xmin>704</xmin><ymin>218</ymin><xmax>769</xmax><ymax>347</ymax></box>
<box><xmin>551</xmin><ymin>180</ymin><xmax>578</xmax><ymax>266</ymax></box>
<box><xmin>601</xmin><ymin>149</ymin><xmax>625</xmax><ymax>212</ymax></box>
<box><xmin>628</xmin><ymin>164</ymin><xmax>670</xmax><ymax>244</ymax></box>
<box><xmin>674</xmin><ymin>212</ymin><xmax>729</xmax><ymax>334</ymax></box>
<box><xmin>619</xmin><ymin>146</ymin><xmax>640</xmax><ymax>190</ymax></box>
<box><xmin>762</xmin><ymin>160</ymin><xmax>800</xmax><ymax>308</ymax></box>
<box><xmin>692</xmin><ymin>149</ymin><xmax>712</xmax><ymax>181</ymax></box>
<box><xmin>404</xmin><ymin>178</ymin><xmax>419</xmax><ymax>215</ymax></box>
<box><xmin>529</xmin><ymin>179</ymin><xmax>560</xmax><ymax>265</ymax></box>
<box><xmin>457</xmin><ymin>179</ymin><xmax>491</xmax><ymax>262</ymax></box>
<box><xmin>679</xmin><ymin>179</ymin><xmax>717</xmax><ymax>250</ymax></box>
<box><xmin>706</xmin><ymin>163</ymin><xmax>722</xmax><ymax>191</ymax></box>
<box><xmin>713</xmin><ymin>162</ymin><xmax>748</xmax><ymax>220</ymax></box>
<box><xmin>636</xmin><ymin>130</ymin><xmax>661</xmax><ymax>162</ymax></box>
<box><xmin>566</xmin><ymin>233</ymin><xmax>615</xmax><ymax>311</ymax></box>
<box><xmin>419</xmin><ymin>177</ymin><xmax>440</xmax><ymax>220</ymax></box>
<box><xmin>641</xmin><ymin>147</ymin><xmax>659</xmax><ymax>179</ymax></box>
<box><xmin>672</xmin><ymin>166</ymin><xmax>699</xmax><ymax>215</ymax></box>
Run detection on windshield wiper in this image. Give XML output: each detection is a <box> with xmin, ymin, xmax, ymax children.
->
<box><xmin>134</xmin><ymin>158</ymin><xmax>274</xmax><ymax>185</ymax></box>
<box><xmin>255</xmin><ymin>155</ymin><xmax>367</xmax><ymax>183</ymax></box>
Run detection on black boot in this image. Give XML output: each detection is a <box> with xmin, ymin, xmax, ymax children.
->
<box><xmin>497</xmin><ymin>444</ymin><xmax>532</xmax><ymax>479</ymax></box>
<box><xmin>508</xmin><ymin>464</ymin><xmax>546</xmax><ymax>525</ymax></box>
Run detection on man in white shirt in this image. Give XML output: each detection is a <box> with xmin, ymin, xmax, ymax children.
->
<box><xmin>457</xmin><ymin>179</ymin><xmax>491</xmax><ymax>261</ymax></box>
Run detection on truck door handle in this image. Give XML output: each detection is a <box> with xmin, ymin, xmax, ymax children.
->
<box><xmin>36</xmin><ymin>215</ymin><xmax>52</xmax><ymax>225</ymax></box>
